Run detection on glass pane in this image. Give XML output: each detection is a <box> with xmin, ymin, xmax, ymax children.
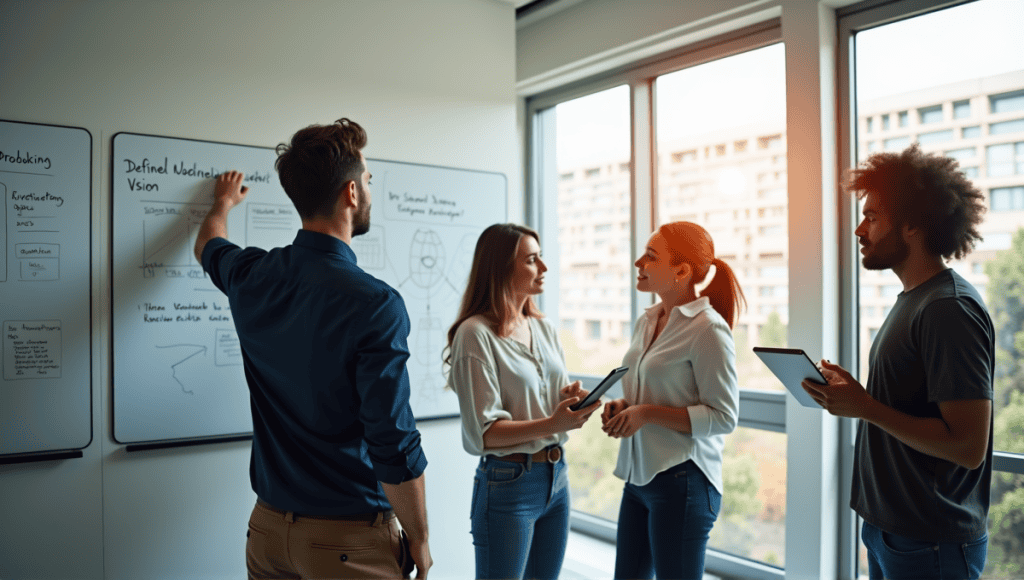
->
<box><xmin>919</xmin><ymin>105</ymin><xmax>943</xmax><ymax>124</ymax></box>
<box><xmin>854</xmin><ymin>1</ymin><xmax>1024</xmax><ymax>576</ymax></box>
<box><xmin>990</xmin><ymin>89</ymin><xmax>1024</xmax><ymax>114</ymax></box>
<box><xmin>883</xmin><ymin>136</ymin><xmax>910</xmax><ymax>151</ymax></box>
<box><xmin>991</xmin><ymin>118</ymin><xmax>1024</xmax><ymax>135</ymax></box>
<box><xmin>552</xmin><ymin>85</ymin><xmax>632</xmax><ymax>377</ymax></box>
<box><xmin>954</xmin><ymin>100</ymin><xmax>972</xmax><ymax>119</ymax></box>
<box><xmin>986</xmin><ymin>472</ymin><xmax>1024</xmax><ymax>577</ymax></box>
<box><xmin>654</xmin><ymin>43</ymin><xmax>788</xmax><ymax>400</ymax></box>
<box><xmin>709</xmin><ymin>427</ymin><xmax>787</xmax><ymax>567</ymax></box>
<box><xmin>945</xmin><ymin>146</ymin><xmax>976</xmax><ymax>161</ymax></box>
<box><xmin>565</xmin><ymin>414</ymin><xmax>623</xmax><ymax>521</ymax></box>
<box><xmin>917</xmin><ymin>129</ymin><xmax>954</xmax><ymax>144</ymax></box>
<box><xmin>552</xmin><ymin>85</ymin><xmax>631</xmax><ymax>521</ymax></box>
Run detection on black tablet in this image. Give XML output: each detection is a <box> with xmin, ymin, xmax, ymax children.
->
<box><xmin>752</xmin><ymin>347</ymin><xmax>828</xmax><ymax>408</ymax></box>
<box><xmin>570</xmin><ymin>366</ymin><xmax>629</xmax><ymax>411</ymax></box>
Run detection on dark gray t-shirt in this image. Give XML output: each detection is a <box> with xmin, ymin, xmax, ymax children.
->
<box><xmin>851</xmin><ymin>268</ymin><xmax>994</xmax><ymax>542</ymax></box>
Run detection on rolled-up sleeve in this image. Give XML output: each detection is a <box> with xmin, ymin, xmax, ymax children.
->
<box><xmin>449</xmin><ymin>337</ymin><xmax>514</xmax><ymax>455</ymax></box>
<box><xmin>354</xmin><ymin>291</ymin><xmax>427</xmax><ymax>484</ymax></box>
<box><xmin>687</xmin><ymin>321</ymin><xmax>739</xmax><ymax>438</ymax></box>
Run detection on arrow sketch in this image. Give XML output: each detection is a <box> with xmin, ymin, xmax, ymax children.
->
<box><xmin>155</xmin><ymin>343</ymin><xmax>207</xmax><ymax>394</ymax></box>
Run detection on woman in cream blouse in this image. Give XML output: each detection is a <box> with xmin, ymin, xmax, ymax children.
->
<box><xmin>601</xmin><ymin>221</ymin><xmax>745</xmax><ymax>580</ymax></box>
<box><xmin>445</xmin><ymin>223</ymin><xmax>601</xmax><ymax>580</ymax></box>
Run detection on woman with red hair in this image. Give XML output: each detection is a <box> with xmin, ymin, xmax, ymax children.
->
<box><xmin>601</xmin><ymin>221</ymin><xmax>745</xmax><ymax>579</ymax></box>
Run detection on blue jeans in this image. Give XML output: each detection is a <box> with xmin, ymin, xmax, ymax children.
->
<box><xmin>862</xmin><ymin>521</ymin><xmax>988</xmax><ymax>579</ymax></box>
<box><xmin>470</xmin><ymin>455</ymin><xmax>570</xmax><ymax>580</ymax></box>
<box><xmin>614</xmin><ymin>461</ymin><xmax>721</xmax><ymax>580</ymax></box>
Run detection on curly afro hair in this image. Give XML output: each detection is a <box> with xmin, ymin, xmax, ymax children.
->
<box><xmin>848</xmin><ymin>143</ymin><xmax>986</xmax><ymax>261</ymax></box>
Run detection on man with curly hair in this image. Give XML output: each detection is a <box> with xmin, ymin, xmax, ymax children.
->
<box><xmin>802</xmin><ymin>144</ymin><xmax>994</xmax><ymax>579</ymax></box>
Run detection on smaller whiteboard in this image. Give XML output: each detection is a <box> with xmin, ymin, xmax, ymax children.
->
<box><xmin>1</xmin><ymin>119</ymin><xmax>92</xmax><ymax>457</ymax></box>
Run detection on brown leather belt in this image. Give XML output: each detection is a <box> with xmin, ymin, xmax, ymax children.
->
<box><xmin>490</xmin><ymin>445</ymin><xmax>563</xmax><ymax>464</ymax></box>
<box><xmin>256</xmin><ymin>498</ymin><xmax>393</xmax><ymax>523</ymax></box>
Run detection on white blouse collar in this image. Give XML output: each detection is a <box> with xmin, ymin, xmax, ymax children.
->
<box><xmin>643</xmin><ymin>295</ymin><xmax>712</xmax><ymax>320</ymax></box>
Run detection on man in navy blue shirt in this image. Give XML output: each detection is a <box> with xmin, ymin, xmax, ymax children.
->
<box><xmin>194</xmin><ymin>118</ymin><xmax>431</xmax><ymax>579</ymax></box>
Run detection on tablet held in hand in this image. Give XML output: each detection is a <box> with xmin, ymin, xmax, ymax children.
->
<box><xmin>752</xmin><ymin>347</ymin><xmax>828</xmax><ymax>408</ymax></box>
<box><xmin>570</xmin><ymin>366</ymin><xmax>629</xmax><ymax>411</ymax></box>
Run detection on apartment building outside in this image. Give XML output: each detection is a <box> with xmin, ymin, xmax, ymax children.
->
<box><xmin>556</xmin><ymin>69</ymin><xmax>1024</xmax><ymax>381</ymax></box>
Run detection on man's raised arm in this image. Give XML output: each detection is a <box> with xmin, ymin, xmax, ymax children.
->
<box><xmin>194</xmin><ymin>170</ymin><xmax>249</xmax><ymax>262</ymax></box>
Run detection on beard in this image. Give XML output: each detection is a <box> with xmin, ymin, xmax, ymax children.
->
<box><xmin>352</xmin><ymin>184</ymin><xmax>371</xmax><ymax>237</ymax></box>
<box><xmin>861</xmin><ymin>226</ymin><xmax>909</xmax><ymax>270</ymax></box>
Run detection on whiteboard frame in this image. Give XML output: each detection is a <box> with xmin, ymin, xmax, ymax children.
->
<box><xmin>0</xmin><ymin>118</ymin><xmax>93</xmax><ymax>459</ymax></box>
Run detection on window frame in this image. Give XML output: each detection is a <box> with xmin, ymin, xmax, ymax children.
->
<box><xmin>526</xmin><ymin>19</ymin><xmax>787</xmax><ymax>580</ymax></box>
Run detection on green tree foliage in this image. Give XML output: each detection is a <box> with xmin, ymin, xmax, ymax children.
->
<box><xmin>982</xmin><ymin>228</ymin><xmax>1024</xmax><ymax>577</ymax></box>
<box><xmin>721</xmin><ymin>451</ymin><xmax>761</xmax><ymax>522</ymax></box>
<box><xmin>985</xmin><ymin>228</ymin><xmax>1024</xmax><ymax>407</ymax></box>
<box><xmin>566</xmin><ymin>416</ymin><xmax>623</xmax><ymax>521</ymax></box>
<box><xmin>759</xmin><ymin>312</ymin><xmax>787</xmax><ymax>348</ymax></box>
<box><xmin>986</xmin><ymin>475</ymin><xmax>1024</xmax><ymax>578</ymax></box>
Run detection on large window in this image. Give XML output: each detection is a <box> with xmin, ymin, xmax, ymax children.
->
<box><xmin>550</xmin><ymin>85</ymin><xmax>632</xmax><ymax>528</ymax></box>
<box><xmin>655</xmin><ymin>44</ymin><xmax>789</xmax><ymax>565</ymax></box>
<box><xmin>850</xmin><ymin>1</ymin><xmax>1024</xmax><ymax>577</ymax></box>
<box><xmin>552</xmin><ymin>86</ymin><xmax>632</xmax><ymax>377</ymax></box>
<box><xmin>530</xmin><ymin>22</ymin><xmax>788</xmax><ymax>579</ymax></box>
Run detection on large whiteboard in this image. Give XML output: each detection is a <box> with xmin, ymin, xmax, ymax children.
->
<box><xmin>112</xmin><ymin>132</ymin><xmax>506</xmax><ymax>444</ymax></box>
<box><xmin>1</xmin><ymin>120</ymin><xmax>92</xmax><ymax>457</ymax></box>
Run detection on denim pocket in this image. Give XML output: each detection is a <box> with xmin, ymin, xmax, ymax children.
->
<box><xmin>706</xmin><ymin>481</ymin><xmax>722</xmax><ymax>517</ymax></box>
<box><xmin>486</xmin><ymin>462</ymin><xmax>524</xmax><ymax>485</ymax></box>
<box><xmin>469</xmin><ymin>477</ymin><xmax>481</xmax><ymax>518</ymax></box>
<box><xmin>880</xmin><ymin>530</ymin><xmax>936</xmax><ymax>556</ymax></box>
<box><xmin>960</xmin><ymin>534</ymin><xmax>987</xmax><ymax>578</ymax></box>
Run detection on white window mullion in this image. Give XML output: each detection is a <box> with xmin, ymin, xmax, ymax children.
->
<box><xmin>630</xmin><ymin>79</ymin><xmax>656</xmax><ymax>321</ymax></box>
<box><xmin>782</xmin><ymin>3</ymin><xmax>842</xmax><ymax>579</ymax></box>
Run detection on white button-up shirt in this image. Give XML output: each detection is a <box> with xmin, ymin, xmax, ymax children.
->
<box><xmin>613</xmin><ymin>296</ymin><xmax>739</xmax><ymax>493</ymax></box>
<box><xmin>447</xmin><ymin>314</ymin><xmax>570</xmax><ymax>456</ymax></box>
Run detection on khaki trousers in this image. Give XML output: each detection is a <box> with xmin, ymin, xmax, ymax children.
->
<box><xmin>246</xmin><ymin>500</ymin><xmax>411</xmax><ymax>579</ymax></box>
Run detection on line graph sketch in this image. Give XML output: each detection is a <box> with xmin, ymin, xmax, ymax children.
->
<box><xmin>138</xmin><ymin>201</ymin><xmax>208</xmax><ymax>270</ymax></box>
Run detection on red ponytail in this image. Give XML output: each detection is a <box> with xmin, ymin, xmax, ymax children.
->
<box><xmin>658</xmin><ymin>222</ymin><xmax>746</xmax><ymax>328</ymax></box>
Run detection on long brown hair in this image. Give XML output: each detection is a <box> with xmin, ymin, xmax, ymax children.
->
<box><xmin>658</xmin><ymin>221</ymin><xmax>746</xmax><ymax>329</ymax></box>
<box><xmin>444</xmin><ymin>223</ymin><xmax>544</xmax><ymax>366</ymax></box>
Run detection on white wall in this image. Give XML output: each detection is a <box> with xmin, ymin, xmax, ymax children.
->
<box><xmin>0</xmin><ymin>1</ymin><xmax>516</xmax><ymax>578</ymax></box>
